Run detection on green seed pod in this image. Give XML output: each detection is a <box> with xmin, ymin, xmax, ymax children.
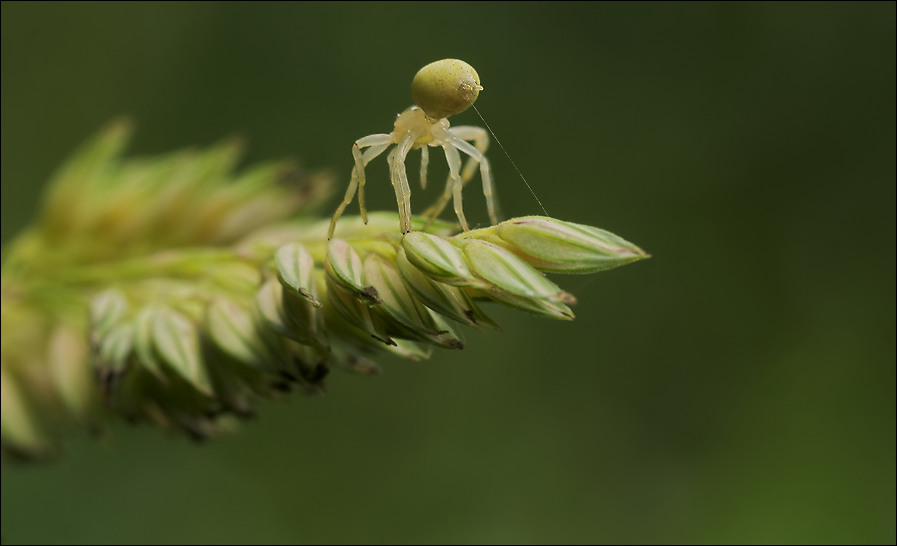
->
<box><xmin>95</xmin><ymin>323</ymin><xmax>135</xmax><ymax>380</ymax></box>
<box><xmin>206</xmin><ymin>298</ymin><xmax>272</xmax><ymax>370</ymax></box>
<box><xmin>402</xmin><ymin>231</ymin><xmax>484</xmax><ymax>287</ymax></box>
<box><xmin>325</xmin><ymin>276</ymin><xmax>391</xmax><ymax>345</ymax></box>
<box><xmin>396</xmin><ymin>248</ymin><xmax>498</xmax><ymax>330</ymax></box>
<box><xmin>477</xmin><ymin>289</ymin><xmax>575</xmax><ymax>321</ymax></box>
<box><xmin>363</xmin><ymin>254</ymin><xmax>463</xmax><ymax>349</ymax></box>
<box><xmin>47</xmin><ymin>325</ymin><xmax>94</xmax><ymax>422</ymax></box>
<box><xmin>411</xmin><ymin>59</ymin><xmax>482</xmax><ymax>120</ymax></box>
<box><xmin>89</xmin><ymin>289</ymin><xmax>128</xmax><ymax>339</ymax></box>
<box><xmin>133</xmin><ymin>306</ymin><xmax>166</xmax><ymax>379</ymax></box>
<box><xmin>326</xmin><ymin>239</ymin><xmax>380</xmax><ymax>304</ymax></box>
<box><xmin>151</xmin><ymin>306</ymin><xmax>212</xmax><ymax>396</ymax></box>
<box><xmin>276</xmin><ymin>242</ymin><xmax>321</xmax><ymax>307</ymax></box>
<box><xmin>459</xmin><ymin>239</ymin><xmax>569</xmax><ymax>304</ymax></box>
<box><xmin>494</xmin><ymin>216</ymin><xmax>648</xmax><ymax>274</ymax></box>
<box><xmin>256</xmin><ymin>279</ymin><xmax>296</xmax><ymax>340</ymax></box>
<box><xmin>281</xmin><ymin>287</ymin><xmax>329</xmax><ymax>351</ymax></box>
<box><xmin>1</xmin><ymin>367</ymin><xmax>50</xmax><ymax>457</ymax></box>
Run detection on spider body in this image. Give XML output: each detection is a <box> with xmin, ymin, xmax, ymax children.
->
<box><xmin>328</xmin><ymin>59</ymin><xmax>497</xmax><ymax>238</ymax></box>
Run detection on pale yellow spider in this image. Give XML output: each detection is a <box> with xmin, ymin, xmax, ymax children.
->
<box><xmin>328</xmin><ymin>59</ymin><xmax>497</xmax><ymax>238</ymax></box>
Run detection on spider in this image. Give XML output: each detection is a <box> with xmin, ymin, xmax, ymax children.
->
<box><xmin>328</xmin><ymin>59</ymin><xmax>498</xmax><ymax>239</ymax></box>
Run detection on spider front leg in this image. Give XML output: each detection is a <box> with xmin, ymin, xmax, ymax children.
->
<box><xmin>328</xmin><ymin>134</ymin><xmax>392</xmax><ymax>239</ymax></box>
<box><xmin>386</xmin><ymin>133</ymin><xmax>417</xmax><ymax>234</ymax></box>
<box><xmin>419</xmin><ymin>145</ymin><xmax>429</xmax><ymax>190</ymax></box>
<box><xmin>450</xmin><ymin>126</ymin><xmax>490</xmax><ymax>184</ymax></box>
<box><xmin>423</xmin><ymin>132</ymin><xmax>497</xmax><ymax>229</ymax></box>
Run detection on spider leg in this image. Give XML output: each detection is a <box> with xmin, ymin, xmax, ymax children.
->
<box><xmin>442</xmin><ymin>143</ymin><xmax>469</xmax><ymax>231</ymax></box>
<box><xmin>419</xmin><ymin>145</ymin><xmax>430</xmax><ymax>190</ymax></box>
<box><xmin>355</xmin><ymin>134</ymin><xmax>393</xmax><ymax>224</ymax></box>
<box><xmin>450</xmin><ymin>135</ymin><xmax>498</xmax><ymax>225</ymax></box>
<box><xmin>422</xmin><ymin>132</ymin><xmax>498</xmax><ymax>229</ymax></box>
<box><xmin>387</xmin><ymin>132</ymin><xmax>417</xmax><ymax>233</ymax></box>
<box><xmin>449</xmin><ymin>126</ymin><xmax>490</xmax><ymax>183</ymax></box>
<box><xmin>422</xmin><ymin>127</ymin><xmax>498</xmax><ymax>228</ymax></box>
<box><xmin>328</xmin><ymin>133</ymin><xmax>392</xmax><ymax>239</ymax></box>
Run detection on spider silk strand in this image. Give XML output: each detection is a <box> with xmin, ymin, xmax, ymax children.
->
<box><xmin>471</xmin><ymin>104</ymin><xmax>549</xmax><ymax>217</ymax></box>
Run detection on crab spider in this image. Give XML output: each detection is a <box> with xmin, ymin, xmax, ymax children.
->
<box><xmin>328</xmin><ymin>59</ymin><xmax>498</xmax><ymax>239</ymax></box>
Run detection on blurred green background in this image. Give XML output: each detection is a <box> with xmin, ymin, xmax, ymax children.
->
<box><xmin>2</xmin><ymin>2</ymin><xmax>894</xmax><ymax>544</ymax></box>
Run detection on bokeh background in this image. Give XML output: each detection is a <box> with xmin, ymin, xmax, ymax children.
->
<box><xmin>2</xmin><ymin>2</ymin><xmax>894</xmax><ymax>544</ymax></box>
